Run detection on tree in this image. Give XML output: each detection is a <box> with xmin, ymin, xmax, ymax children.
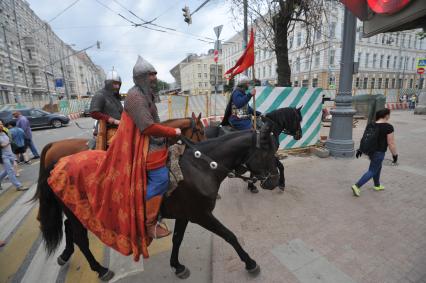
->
<box><xmin>230</xmin><ymin>0</ymin><xmax>331</xmax><ymax>86</ymax></box>
<box><xmin>155</xmin><ymin>79</ymin><xmax>170</xmax><ymax>93</ymax></box>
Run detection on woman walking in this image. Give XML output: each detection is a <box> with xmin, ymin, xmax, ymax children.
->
<box><xmin>352</xmin><ymin>109</ymin><xmax>398</xmax><ymax>197</ymax></box>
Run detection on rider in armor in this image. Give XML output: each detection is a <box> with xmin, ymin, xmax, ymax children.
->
<box><xmin>89</xmin><ymin>69</ymin><xmax>123</xmax><ymax>150</ymax></box>
<box><xmin>222</xmin><ymin>75</ymin><xmax>260</xmax><ymax>130</ymax></box>
<box><xmin>124</xmin><ymin>56</ymin><xmax>181</xmax><ymax>239</ymax></box>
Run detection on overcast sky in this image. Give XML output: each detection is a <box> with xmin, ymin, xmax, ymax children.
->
<box><xmin>26</xmin><ymin>0</ymin><xmax>241</xmax><ymax>91</ymax></box>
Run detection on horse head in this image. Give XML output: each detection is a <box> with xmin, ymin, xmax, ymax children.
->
<box><xmin>182</xmin><ymin>112</ymin><xmax>206</xmax><ymax>142</ymax></box>
<box><xmin>263</xmin><ymin>106</ymin><xmax>303</xmax><ymax>141</ymax></box>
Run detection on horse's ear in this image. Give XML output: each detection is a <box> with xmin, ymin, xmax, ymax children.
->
<box><xmin>198</xmin><ymin>112</ymin><xmax>202</xmax><ymax>120</ymax></box>
<box><xmin>297</xmin><ymin>105</ymin><xmax>303</xmax><ymax>112</ymax></box>
<box><xmin>191</xmin><ymin>112</ymin><xmax>196</xmax><ymax>119</ymax></box>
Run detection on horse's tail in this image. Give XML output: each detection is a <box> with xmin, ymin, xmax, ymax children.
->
<box><xmin>31</xmin><ymin>142</ymin><xmax>53</xmax><ymax>202</ymax></box>
<box><xmin>33</xmin><ymin>143</ymin><xmax>63</xmax><ymax>255</ymax></box>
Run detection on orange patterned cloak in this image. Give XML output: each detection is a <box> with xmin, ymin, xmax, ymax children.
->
<box><xmin>48</xmin><ymin>111</ymin><xmax>152</xmax><ymax>261</ymax></box>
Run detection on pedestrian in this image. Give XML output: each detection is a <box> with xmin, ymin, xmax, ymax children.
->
<box><xmin>13</xmin><ymin>111</ymin><xmax>40</xmax><ymax>159</ymax></box>
<box><xmin>409</xmin><ymin>95</ymin><xmax>417</xmax><ymax>109</ymax></box>
<box><xmin>7</xmin><ymin>120</ymin><xmax>29</xmax><ymax>167</ymax></box>
<box><xmin>352</xmin><ymin>108</ymin><xmax>398</xmax><ymax>197</ymax></box>
<box><xmin>0</xmin><ymin>120</ymin><xmax>29</xmax><ymax>191</ymax></box>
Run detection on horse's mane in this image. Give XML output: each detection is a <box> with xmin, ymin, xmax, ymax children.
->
<box><xmin>265</xmin><ymin>107</ymin><xmax>301</xmax><ymax>130</ymax></box>
<box><xmin>189</xmin><ymin>129</ymin><xmax>252</xmax><ymax>147</ymax></box>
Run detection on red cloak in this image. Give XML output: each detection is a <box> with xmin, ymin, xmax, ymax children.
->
<box><xmin>48</xmin><ymin>111</ymin><xmax>152</xmax><ymax>261</ymax></box>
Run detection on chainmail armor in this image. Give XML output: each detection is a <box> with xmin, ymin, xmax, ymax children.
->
<box><xmin>89</xmin><ymin>87</ymin><xmax>123</xmax><ymax>121</ymax></box>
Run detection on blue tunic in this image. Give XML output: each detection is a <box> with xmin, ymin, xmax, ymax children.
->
<box><xmin>228</xmin><ymin>89</ymin><xmax>256</xmax><ymax>130</ymax></box>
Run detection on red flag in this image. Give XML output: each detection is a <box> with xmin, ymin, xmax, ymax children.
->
<box><xmin>224</xmin><ymin>29</ymin><xmax>255</xmax><ymax>79</ymax></box>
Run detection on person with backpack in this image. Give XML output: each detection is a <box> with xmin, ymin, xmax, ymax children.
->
<box><xmin>352</xmin><ymin>108</ymin><xmax>398</xmax><ymax>197</ymax></box>
<box><xmin>7</xmin><ymin>121</ymin><xmax>29</xmax><ymax>174</ymax></box>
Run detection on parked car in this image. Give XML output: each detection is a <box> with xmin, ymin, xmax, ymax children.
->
<box><xmin>0</xmin><ymin>108</ymin><xmax>70</xmax><ymax>128</ymax></box>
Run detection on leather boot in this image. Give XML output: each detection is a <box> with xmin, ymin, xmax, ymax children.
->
<box><xmin>145</xmin><ymin>195</ymin><xmax>171</xmax><ymax>239</ymax></box>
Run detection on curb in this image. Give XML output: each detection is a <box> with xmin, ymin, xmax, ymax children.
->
<box><xmin>67</xmin><ymin>112</ymin><xmax>82</xmax><ymax>120</ymax></box>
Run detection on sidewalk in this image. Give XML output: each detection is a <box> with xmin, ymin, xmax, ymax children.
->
<box><xmin>212</xmin><ymin>110</ymin><xmax>426</xmax><ymax>283</ymax></box>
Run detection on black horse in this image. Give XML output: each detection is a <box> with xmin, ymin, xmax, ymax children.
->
<box><xmin>205</xmin><ymin>107</ymin><xmax>303</xmax><ymax>192</ymax></box>
<box><xmin>36</xmin><ymin>121</ymin><xmax>280</xmax><ymax>280</ymax></box>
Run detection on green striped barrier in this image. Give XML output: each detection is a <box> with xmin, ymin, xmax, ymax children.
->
<box><xmin>251</xmin><ymin>87</ymin><xmax>323</xmax><ymax>149</ymax></box>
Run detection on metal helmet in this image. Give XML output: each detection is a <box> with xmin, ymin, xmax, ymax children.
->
<box><xmin>105</xmin><ymin>69</ymin><xmax>122</xmax><ymax>83</ymax></box>
<box><xmin>236</xmin><ymin>74</ymin><xmax>250</xmax><ymax>87</ymax></box>
<box><xmin>133</xmin><ymin>56</ymin><xmax>157</xmax><ymax>78</ymax></box>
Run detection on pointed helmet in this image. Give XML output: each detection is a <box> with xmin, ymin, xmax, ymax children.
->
<box><xmin>105</xmin><ymin>69</ymin><xmax>121</xmax><ymax>83</ymax></box>
<box><xmin>133</xmin><ymin>56</ymin><xmax>157</xmax><ymax>78</ymax></box>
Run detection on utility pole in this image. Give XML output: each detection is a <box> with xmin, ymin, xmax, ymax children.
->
<box><xmin>45</xmin><ymin>23</ymin><xmax>55</xmax><ymax>105</ymax></box>
<box><xmin>12</xmin><ymin>0</ymin><xmax>31</xmax><ymax>103</ymax></box>
<box><xmin>325</xmin><ymin>7</ymin><xmax>357</xmax><ymax>157</ymax></box>
<box><xmin>60</xmin><ymin>41</ymin><xmax>70</xmax><ymax>99</ymax></box>
<box><xmin>2</xmin><ymin>25</ymin><xmax>20</xmax><ymax>104</ymax></box>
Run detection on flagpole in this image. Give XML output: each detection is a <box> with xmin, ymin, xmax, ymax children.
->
<box><xmin>251</xmin><ymin>25</ymin><xmax>257</xmax><ymax>130</ymax></box>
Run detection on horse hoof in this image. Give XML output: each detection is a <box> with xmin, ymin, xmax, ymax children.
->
<box><xmin>99</xmin><ymin>270</ymin><xmax>115</xmax><ymax>281</ymax></box>
<box><xmin>216</xmin><ymin>194</ymin><xmax>221</xmax><ymax>200</ymax></box>
<box><xmin>175</xmin><ymin>266</ymin><xmax>191</xmax><ymax>279</ymax></box>
<box><xmin>57</xmin><ymin>256</ymin><xmax>67</xmax><ymax>266</ymax></box>
<box><xmin>247</xmin><ymin>264</ymin><xmax>261</xmax><ymax>276</ymax></box>
<box><xmin>278</xmin><ymin>186</ymin><xmax>285</xmax><ymax>192</ymax></box>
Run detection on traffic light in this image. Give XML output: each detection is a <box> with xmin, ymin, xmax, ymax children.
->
<box><xmin>96</xmin><ymin>41</ymin><xmax>101</xmax><ymax>49</ymax></box>
<box><xmin>182</xmin><ymin>6</ymin><xmax>192</xmax><ymax>25</ymax></box>
<box><xmin>341</xmin><ymin>0</ymin><xmax>426</xmax><ymax>37</ymax></box>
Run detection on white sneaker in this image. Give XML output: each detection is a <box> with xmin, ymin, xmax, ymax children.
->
<box><xmin>16</xmin><ymin>186</ymin><xmax>29</xmax><ymax>191</ymax></box>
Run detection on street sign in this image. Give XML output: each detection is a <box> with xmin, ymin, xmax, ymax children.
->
<box><xmin>417</xmin><ymin>58</ymin><xmax>426</xmax><ymax>69</ymax></box>
<box><xmin>214</xmin><ymin>49</ymin><xmax>219</xmax><ymax>63</ymax></box>
<box><xmin>417</xmin><ymin>68</ymin><xmax>425</xmax><ymax>75</ymax></box>
<box><xmin>213</xmin><ymin>25</ymin><xmax>223</xmax><ymax>39</ymax></box>
<box><xmin>55</xmin><ymin>78</ymin><xmax>64</xmax><ymax>88</ymax></box>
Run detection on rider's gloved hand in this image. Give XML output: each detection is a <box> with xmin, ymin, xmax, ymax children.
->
<box><xmin>355</xmin><ymin>150</ymin><xmax>362</xmax><ymax>159</ymax></box>
<box><xmin>250</xmin><ymin>87</ymin><xmax>256</xmax><ymax>96</ymax></box>
<box><xmin>392</xmin><ymin>154</ymin><xmax>398</xmax><ymax>164</ymax></box>
<box><xmin>175</xmin><ymin>128</ymin><xmax>182</xmax><ymax>136</ymax></box>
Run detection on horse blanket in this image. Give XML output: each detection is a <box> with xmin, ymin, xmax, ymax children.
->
<box><xmin>48</xmin><ymin>112</ymin><xmax>151</xmax><ymax>261</ymax></box>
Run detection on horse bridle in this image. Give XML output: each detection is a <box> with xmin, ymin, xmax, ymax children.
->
<box><xmin>181</xmin><ymin>118</ymin><xmax>204</xmax><ymax>141</ymax></box>
<box><xmin>179</xmin><ymin>131</ymin><xmax>271</xmax><ymax>182</ymax></box>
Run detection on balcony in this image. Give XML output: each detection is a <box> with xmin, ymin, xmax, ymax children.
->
<box><xmin>23</xmin><ymin>36</ymin><xmax>35</xmax><ymax>48</ymax></box>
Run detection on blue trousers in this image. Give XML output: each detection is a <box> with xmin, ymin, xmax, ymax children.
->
<box><xmin>0</xmin><ymin>156</ymin><xmax>22</xmax><ymax>188</ymax></box>
<box><xmin>228</xmin><ymin>117</ymin><xmax>252</xmax><ymax>130</ymax></box>
<box><xmin>146</xmin><ymin>166</ymin><xmax>169</xmax><ymax>200</ymax></box>
<box><xmin>25</xmin><ymin>138</ymin><xmax>40</xmax><ymax>157</ymax></box>
<box><xmin>356</xmin><ymin>151</ymin><xmax>385</xmax><ymax>188</ymax></box>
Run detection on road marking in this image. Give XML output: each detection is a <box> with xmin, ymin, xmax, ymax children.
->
<box><xmin>396</xmin><ymin>165</ymin><xmax>426</xmax><ymax>178</ymax></box>
<box><xmin>272</xmin><ymin>239</ymin><xmax>356</xmax><ymax>283</ymax></box>
<box><xmin>0</xmin><ymin>186</ymin><xmax>22</xmax><ymax>215</ymax></box>
<box><xmin>108</xmin><ymin>248</ymin><xmax>144</xmax><ymax>283</ymax></box>
<box><xmin>21</xmin><ymin>232</ymin><xmax>66</xmax><ymax>283</ymax></box>
<box><xmin>0</xmin><ymin>182</ymin><xmax>12</xmax><ymax>196</ymax></box>
<box><xmin>0</xmin><ymin>184</ymin><xmax>36</xmax><ymax>240</ymax></box>
<box><xmin>0</xmin><ymin>207</ymin><xmax>40</xmax><ymax>283</ymax></box>
<box><xmin>65</xmin><ymin>232</ymin><xmax>104</xmax><ymax>283</ymax></box>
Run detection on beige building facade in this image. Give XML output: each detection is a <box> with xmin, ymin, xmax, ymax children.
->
<box><xmin>0</xmin><ymin>0</ymin><xmax>105</xmax><ymax>105</ymax></box>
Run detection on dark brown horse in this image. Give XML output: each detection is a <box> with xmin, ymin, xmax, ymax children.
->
<box><xmin>36</xmin><ymin>119</ymin><xmax>281</xmax><ymax>281</ymax></box>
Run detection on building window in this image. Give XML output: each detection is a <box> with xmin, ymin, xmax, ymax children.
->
<box><xmin>305</xmin><ymin>57</ymin><xmax>309</xmax><ymax>70</ymax></box>
<box><xmin>386</xmin><ymin>55</ymin><xmax>391</xmax><ymax>69</ymax></box>
<box><xmin>297</xmin><ymin>32</ymin><xmax>302</xmax><ymax>47</ymax></box>
<box><xmin>262</xmin><ymin>66</ymin><xmax>265</xmax><ymax>78</ymax></box>
<box><xmin>401</xmin><ymin>34</ymin><xmax>405</xmax><ymax>47</ymax></box>
<box><xmin>393</xmin><ymin>56</ymin><xmax>397</xmax><ymax>69</ymax></box>
<box><xmin>198</xmin><ymin>73</ymin><xmax>201</xmax><ymax>78</ymax></box>
<box><xmin>302</xmin><ymin>80</ymin><xmax>309</xmax><ymax>87</ymax></box>
<box><xmin>379</xmin><ymin>55</ymin><xmax>384</xmax><ymax>68</ymax></box>
<box><xmin>371</xmin><ymin>78</ymin><xmax>375</xmax><ymax>89</ymax></box>
<box><xmin>378</xmin><ymin>78</ymin><xmax>382</xmax><ymax>89</ymax></box>
<box><xmin>391</xmin><ymin>78</ymin><xmax>396</xmax><ymax>88</ymax></box>
<box><xmin>199</xmin><ymin>82</ymin><xmax>202</xmax><ymax>87</ymax></box>
<box><xmin>204</xmin><ymin>73</ymin><xmax>207</xmax><ymax>78</ymax></box>
<box><xmin>198</xmin><ymin>64</ymin><xmax>201</xmax><ymax>71</ymax></box>
<box><xmin>316</xmin><ymin>30</ymin><xmax>321</xmax><ymax>40</ymax></box>
<box><xmin>329</xmin><ymin>50</ymin><xmax>335</xmax><ymax>66</ymax></box>
<box><xmin>288</xmin><ymin>37</ymin><xmax>293</xmax><ymax>49</ymax></box>
<box><xmin>329</xmin><ymin>76</ymin><xmax>335</xmax><ymax>87</ymax></box>
<box><xmin>204</xmin><ymin>64</ymin><xmax>207</xmax><ymax>71</ymax></box>
<box><xmin>312</xmin><ymin>78</ymin><xmax>318</xmax><ymax>87</ymax></box>
<box><xmin>329</xmin><ymin>22</ymin><xmax>336</xmax><ymax>38</ymax></box>
<box><xmin>373</xmin><ymin>54</ymin><xmax>377</xmax><ymax>68</ymax></box>
<box><xmin>409</xmin><ymin>78</ymin><xmax>413</xmax><ymax>88</ymax></box>
<box><xmin>294</xmin><ymin>81</ymin><xmax>299</xmax><ymax>87</ymax></box>
<box><xmin>385</xmin><ymin>78</ymin><xmax>389</xmax><ymax>89</ymax></box>
<box><xmin>363</xmin><ymin>77</ymin><xmax>368</xmax><ymax>89</ymax></box>
<box><xmin>268</xmin><ymin>65</ymin><xmax>272</xmax><ymax>77</ymax></box>
<box><xmin>408</xmin><ymin>35</ymin><xmax>411</xmax><ymax>48</ymax></box>
<box><xmin>365</xmin><ymin>53</ymin><xmax>370</xmax><ymax>68</ymax></box>
<box><xmin>399</xmin><ymin>57</ymin><xmax>403</xmax><ymax>69</ymax></box>
<box><xmin>357</xmin><ymin>52</ymin><xmax>362</xmax><ymax>63</ymax></box>
<box><xmin>27</xmin><ymin>49</ymin><xmax>32</xmax><ymax>60</ymax></box>
<box><xmin>205</xmin><ymin>82</ymin><xmax>208</xmax><ymax>87</ymax></box>
<box><xmin>31</xmin><ymin>72</ymin><xmax>36</xmax><ymax>84</ymax></box>
<box><xmin>296</xmin><ymin>57</ymin><xmax>300</xmax><ymax>72</ymax></box>
<box><xmin>315</xmin><ymin>52</ymin><xmax>320</xmax><ymax>67</ymax></box>
<box><xmin>355</xmin><ymin>77</ymin><xmax>360</xmax><ymax>88</ymax></box>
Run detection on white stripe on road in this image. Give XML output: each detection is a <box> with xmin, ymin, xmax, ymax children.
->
<box><xmin>396</xmin><ymin>165</ymin><xmax>426</xmax><ymax>178</ymax></box>
<box><xmin>21</xmin><ymin>237</ymin><xmax>65</xmax><ymax>283</ymax></box>
<box><xmin>0</xmin><ymin>184</ymin><xmax>36</xmax><ymax>240</ymax></box>
<box><xmin>108</xmin><ymin>248</ymin><xmax>144</xmax><ymax>283</ymax></box>
<box><xmin>0</xmin><ymin>182</ymin><xmax>12</xmax><ymax>196</ymax></box>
